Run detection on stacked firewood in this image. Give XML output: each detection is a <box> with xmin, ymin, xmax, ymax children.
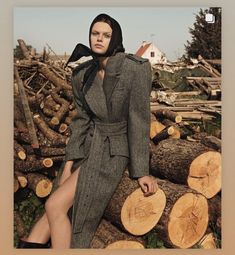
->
<box><xmin>14</xmin><ymin>39</ymin><xmax>221</xmax><ymax>249</ymax></box>
<box><xmin>14</xmin><ymin>39</ymin><xmax>74</xmax><ymax>200</ymax></box>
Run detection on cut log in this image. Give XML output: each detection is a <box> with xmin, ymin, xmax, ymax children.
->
<box><xmin>14</xmin><ymin>140</ymin><xmax>26</xmax><ymax>160</ymax></box>
<box><xmin>161</xmin><ymin>119</ymin><xmax>181</xmax><ymax>138</ymax></box>
<box><xmin>50</xmin><ymin>91</ymin><xmax>70</xmax><ymax>127</ymax></box>
<box><xmin>40</xmin><ymin>95</ymin><xmax>60</xmax><ymax>111</ymax></box>
<box><xmin>152</xmin><ymin>126</ymin><xmax>175</xmax><ymax>144</ymax></box>
<box><xmin>33</xmin><ymin>114</ymin><xmax>67</xmax><ymax>146</ymax></box>
<box><xmin>58</xmin><ymin>123</ymin><xmax>68</xmax><ymax>133</ymax></box>
<box><xmin>150</xmin><ymin>139</ymin><xmax>221</xmax><ymax>198</ymax></box>
<box><xmin>121</xmin><ymin>187</ymin><xmax>166</xmax><ymax>235</ymax></box>
<box><xmin>105</xmin><ymin>173</ymin><xmax>209</xmax><ymax>248</ymax></box>
<box><xmin>104</xmin><ymin>173</ymin><xmax>166</xmax><ymax>236</ymax></box>
<box><xmin>14</xmin><ymin>156</ymin><xmax>53</xmax><ymax>173</ymax></box>
<box><xmin>38</xmin><ymin>65</ymin><xmax>71</xmax><ymax>90</ymax></box>
<box><xmin>15</xmin><ymin>171</ymin><xmax>28</xmax><ymax>188</ymax></box>
<box><xmin>39</xmin><ymin>147</ymin><xmax>65</xmax><ymax>157</ymax></box>
<box><xmin>106</xmin><ymin>240</ymin><xmax>144</xmax><ymax>249</ymax></box>
<box><xmin>154</xmin><ymin>178</ymin><xmax>209</xmax><ymax>248</ymax></box>
<box><xmin>42</xmin><ymin>107</ymin><xmax>57</xmax><ymax>117</ymax></box>
<box><xmin>154</xmin><ymin>109</ymin><xmax>182</xmax><ymax>123</ymax></box>
<box><xmin>27</xmin><ymin>173</ymin><xmax>52</xmax><ymax>197</ymax></box>
<box><xmin>91</xmin><ymin>219</ymin><xmax>144</xmax><ymax>249</ymax></box>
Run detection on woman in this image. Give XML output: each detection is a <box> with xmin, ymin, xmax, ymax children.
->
<box><xmin>18</xmin><ymin>13</ymin><xmax>158</xmax><ymax>249</ymax></box>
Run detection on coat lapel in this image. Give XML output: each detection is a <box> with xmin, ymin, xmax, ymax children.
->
<box><xmin>103</xmin><ymin>53</ymin><xmax>126</xmax><ymax>105</ymax></box>
<box><xmin>84</xmin><ymin>52</ymin><xmax>126</xmax><ymax>121</ymax></box>
<box><xmin>84</xmin><ymin>74</ymin><xmax>108</xmax><ymax>120</ymax></box>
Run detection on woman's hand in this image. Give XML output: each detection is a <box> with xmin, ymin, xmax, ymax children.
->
<box><xmin>138</xmin><ymin>175</ymin><xmax>158</xmax><ymax>196</ymax></box>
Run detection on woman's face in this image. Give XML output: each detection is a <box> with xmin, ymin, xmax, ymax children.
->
<box><xmin>90</xmin><ymin>21</ymin><xmax>112</xmax><ymax>55</ymax></box>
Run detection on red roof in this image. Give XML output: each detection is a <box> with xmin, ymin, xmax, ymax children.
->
<box><xmin>135</xmin><ymin>43</ymin><xmax>151</xmax><ymax>56</ymax></box>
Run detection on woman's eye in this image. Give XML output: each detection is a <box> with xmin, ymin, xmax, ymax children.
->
<box><xmin>104</xmin><ymin>34</ymin><xmax>111</xmax><ymax>39</ymax></box>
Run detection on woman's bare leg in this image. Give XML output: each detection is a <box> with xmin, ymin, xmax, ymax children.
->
<box><xmin>45</xmin><ymin>167</ymin><xmax>80</xmax><ymax>248</ymax></box>
<box><xmin>25</xmin><ymin>161</ymin><xmax>74</xmax><ymax>244</ymax></box>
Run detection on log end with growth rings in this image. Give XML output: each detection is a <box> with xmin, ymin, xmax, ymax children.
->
<box><xmin>121</xmin><ymin>188</ymin><xmax>166</xmax><ymax>236</ymax></box>
<box><xmin>105</xmin><ymin>240</ymin><xmax>144</xmax><ymax>249</ymax></box>
<box><xmin>36</xmin><ymin>180</ymin><xmax>53</xmax><ymax>198</ymax></box>
<box><xmin>187</xmin><ymin>151</ymin><xmax>221</xmax><ymax>198</ymax></box>
<box><xmin>168</xmin><ymin>192</ymin><xmax>208</xmax><ymax>248</ymax></box>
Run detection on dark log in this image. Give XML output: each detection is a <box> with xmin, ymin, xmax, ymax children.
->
<box><xmin>33</xmin><ymin>114</ymin><xmax>67</xmax><ymax>146</ymax></box>
<box><xmin>27</xmin><ymin>173</ymin><xmax>53</xmax><ymax>197</ymax></box>
<box><xmin>14</xmin><ymin>155</ymin><xmax>53</xmax><ymax>173</ymax></box>
<box><xmin>154</xmin><ymin>109</ymin><xmax>182</xmax><ymax>123</ymax></box>
<box><xmin>152</xmin><ymin>126</ymin><xmax>175</xmax><ymax>144</ymax></box>
<box><xmin>40</xmin><ymin>95</ymin><xmax>60</xmax><ymax>111</ymax></box>
<box><xmin>14</xmin><ymin>140</ymin><xmax>26</xmax><ymax>160</ymax></box>
<box><xmin>200</xmin><ymin>136</ymin><xmax>221</xmax><ymax>152</ymax></box>
<box><xmin>38</xmin><ymin>65</ymin><xmax>71</xmax><ymax>90</ymax></box>
<box><xmin>15</xmin><ymin>171</ymin><xmax>28</xmax><ymax>188</ymax></box>
<box><xmin>17</xmin><ymin>39</ymin><xmax>32</xmax><ymax>60</ymax></box>
<box><xmin>91</xmin><ymin>219</ymin><xmax>144</xmax><ymax>249</ymax></box>
<box><xmin>14</xmin><ymin>66</ymin><xmax>39</xmax><ymax>149</ymax></box>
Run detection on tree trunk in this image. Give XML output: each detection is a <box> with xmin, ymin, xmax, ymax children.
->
<box><xmin>153</xmin><ymin>178</ymin><xmax>209</xmax><ymax>248</ymax></box>
<box><xmin>150</xmin><ymin>138</ymin><xmax>221</xmax><ymax>198</ymax></box>
<box><xmin>105</xmin><ymin>173</ymin><xmax>209</xmax><ymax>248</ymax></box>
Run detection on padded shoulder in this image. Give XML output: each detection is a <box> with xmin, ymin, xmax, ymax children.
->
<box><xmin>125</xmin><ymin>53</ymin><xmax>149</xmax><ymax>64</ymax></box>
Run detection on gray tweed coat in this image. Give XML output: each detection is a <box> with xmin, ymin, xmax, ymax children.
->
<box><xmin>53</xmin><ymin>52</ymin><xmax>152</xmax><ymax>248</ymax></box>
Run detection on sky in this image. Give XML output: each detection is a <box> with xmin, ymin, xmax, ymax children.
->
<box><xmin>13</xmin><ymin>7</ymin><xmax>208</xmax><ymax>61</ymax></box>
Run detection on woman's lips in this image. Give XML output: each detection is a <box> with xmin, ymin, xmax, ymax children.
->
<box><xmin>95</xmin><ymin>44</ymin><xmax>104</xmax><ymax>48</ymax></box>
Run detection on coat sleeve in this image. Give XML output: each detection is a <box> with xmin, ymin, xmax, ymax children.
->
<box><xmin>64</xmin><ymin>70</ymin><xmax>91</xmax><ymax>161</ymax></box>
<box><xmin>127</xmin><ymin>60</ymin><xmax>152</xmax><ymax>179</ymax></box>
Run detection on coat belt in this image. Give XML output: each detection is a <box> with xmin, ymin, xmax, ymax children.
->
<box><xmin>72</xmin><ymin>120</ymin><xmax>128</xmax><ymax>233</ymax></box>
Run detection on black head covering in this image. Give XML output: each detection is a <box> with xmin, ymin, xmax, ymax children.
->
<box><xmin>65</xmin><ymin>13</ymin><xmax>125</xmax><ymax>65</ymax></box>
<box><xmin>65</xmin><ymin>14</ymin><xmax>125</xmax><ymax>117</ymax></box>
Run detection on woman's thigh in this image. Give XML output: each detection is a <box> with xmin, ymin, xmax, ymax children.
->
<box><xmin>47</xmin><ymin>166</ymin><xmax>81</xmax><ymax>213</ymax></box>
<box><xmin>58</xmin><ymin>161</ymin><xmax>74</xmax><ymax>186</ymax></box>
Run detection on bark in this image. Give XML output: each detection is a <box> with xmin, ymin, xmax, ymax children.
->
<box><xmin>38</xmin><ymin>65</ymin><xmax>71</xmax><ymax>90</ymax></box>
<box><xmin>33</xmin><ymin>114</ymin><xmax>67</xmax><ymax>146</ymax></box>
<box><xmin>91</xmin><ymin>219</ymin><xmax>144</xmax><ymax>249</ymax></box>
<box><xmin>27</xmin><ymin>173</ymin><xmax>53</xmax><ymax>197</ymax></box>
<box><xmin>150</xmin><ymin>138</ymin><xmax>221</xmax><ymax>198</ymax></box>
<box><xmin>154</xmin><ymin>109</ymin><xmax>182</xmax><ymax>123</ymax></box>
<box><xmin>14</xmin><ymin>66</ymin><xmax>39</xmax><ymax>149</ymax></box>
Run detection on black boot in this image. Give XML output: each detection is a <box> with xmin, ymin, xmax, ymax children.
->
<box><xmin>17</xmin><ymin>239</ymin><xmax>50</xmax><ymax>248</ymax></box>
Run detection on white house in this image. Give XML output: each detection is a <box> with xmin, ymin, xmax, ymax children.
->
<box><xmin>135</xmin><ymin>41</ymin><xmax>167</xmax><ymax>65</ymax></box>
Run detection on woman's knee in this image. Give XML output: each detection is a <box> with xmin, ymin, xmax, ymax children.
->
<box><xmin>45</xmin><ymin>194</ymin><xmax>64</xmax><ymax>218</ymax></box>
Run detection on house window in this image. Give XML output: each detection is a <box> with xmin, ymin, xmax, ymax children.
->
<box><xmin>150</xmin><ymin>51</ymin><xmax>155</xmax><ymax>57</ymax></box>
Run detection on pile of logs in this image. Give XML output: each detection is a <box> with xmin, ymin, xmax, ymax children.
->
<box><xmin>14</xmin><ymin>39</ymin><xmax>221</xmax><ymax>249</ymax></box>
